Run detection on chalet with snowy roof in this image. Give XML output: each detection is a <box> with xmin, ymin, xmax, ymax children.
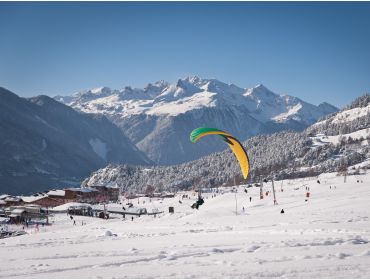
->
<box><xmin>1</xmin><ymin>196</ymin><xmax>23</xmax><ymax>207</ymax></box>
<box><xmin>46</xmin><ymin>189</ymin><xmax>66</xmax><ymax>203</ymax></box>
<box><xmin>21</xmin><ymin>194</ymin><xmax>64</xmax><ymax>207</ymax></box>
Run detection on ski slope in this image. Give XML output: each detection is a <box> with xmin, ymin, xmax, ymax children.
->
<box><xmin>1</xmin><ymin>172</ymin><xmax>370</xmax><ymax>278</ymax></box>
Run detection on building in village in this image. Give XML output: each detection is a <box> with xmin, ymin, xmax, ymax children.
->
<box><xmin>64</xmin><ymin>187</ymin><xmax>99</xmax><ymax>203</ymax></box>
<box><xmin>90</xmin><ymin>185</ymin><xmax>120</xmax><ymax>202</ymax></box>
<box><xmin>67</xmin><ymin>204</ymin><xmax>94</xmax><ymax>216</ymax></box>
<box><xmin>21</xmin><ymin>194</ymin><xmax>63</xmax><ymax>208</ymax></box>
<box><xmin>46</xmin><ymin>189</ymin><xmax>66</xmax><ymax>204</ymax></box>
<box><xmin>0</xmin><ymin>195</ymin><xmax>23</xmax><ymax>207</ymax></box>
<box><xmin>5</xmin><ymin>205</ymin><xmax>49</xmax><ymax>224</ymax></box>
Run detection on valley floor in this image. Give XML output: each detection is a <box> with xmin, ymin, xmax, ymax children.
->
<box><xmin>1</xmin><ymin>172</ymin><xmax>370</xmax><ymax>278</ymax></box>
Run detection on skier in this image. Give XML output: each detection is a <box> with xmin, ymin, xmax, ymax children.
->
<box><xmin>249</xmin><ymin>196</ymin><xmax>252</xmax><ymax>202</ymax></box>
<box><xmin>280</xmin><ymin>209</ymin><xmax>285</xmax><ymax>214</ymax></box>
<box><xmin>73</xmin><ymin>220</ymin><xmax>76</xmax><ymax>226</ymax></box>
<box><xmin>131</xmin><ymin>216</ymin><xmax>134</xmax><ymax>221</ymax></box>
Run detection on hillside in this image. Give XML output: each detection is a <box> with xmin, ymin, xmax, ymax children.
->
<box><xmin>0</xmin><ymin>87</ymin><xmax>151</xmax><ymax>195</ymax></box>
<box><xmin>56</xmin><ymin>77</ymin><xmax>338</xmax><ymax>165</ymax></box>
<box><xmin>82</xmin><ymin>94</ymin><xmax>370</xmax><ymax>194</ymax></box>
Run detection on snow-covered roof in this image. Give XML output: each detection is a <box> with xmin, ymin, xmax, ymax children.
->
<box><xmin>47</xmin><ymin>190</ymin><xmax>65</xmax><ymax>196</ymax></box>
<box><xmin>10</xmin><ymin>209</ymin><xmax>26</xmax><ymax>214</ymax></box>
<box><xmin>4</xmin><ymin>196</ymin><xmax>22</xmax><ymax>202</ymax></box>
<box><xmin>20</xmin><ymin>194</ymin><xmax>48</xmax><ymax>203</ymax></box>
<box><xmin>0</xmin><ymin>194</ymin><xmax>10</xmax><ymax>200</ymax></box>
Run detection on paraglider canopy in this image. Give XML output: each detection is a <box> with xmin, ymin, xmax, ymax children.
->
<box><xmin>190</xmin><ymin>127</ymin><xmax>250</xmax><ymax>180</ymax></box>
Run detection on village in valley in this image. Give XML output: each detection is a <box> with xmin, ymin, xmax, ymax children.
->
<box><xmin>0</xmin><ymin>184</ymin><xmax>181</xmax><ymax>237</ymax></box>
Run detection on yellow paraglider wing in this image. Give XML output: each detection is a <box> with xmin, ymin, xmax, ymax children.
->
<box><xmin>190</xmin><ymin>127</ymin><xmax>250</xmax><ymax>179</ymax></box>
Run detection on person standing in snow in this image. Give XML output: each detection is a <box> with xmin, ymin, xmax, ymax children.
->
<box><xmin>249</xmin><ymin>197</ymin><xmax>252</xmax><ymax>202</ymax></box>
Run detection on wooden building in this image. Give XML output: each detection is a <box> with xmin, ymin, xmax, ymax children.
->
<box><xmin>1</xmin><ymin>196</ymin><xmax>23</xmax><ymax>207</ymax></box>
<box><xmin>46</xmin><ymin>190</ymin><xmax>66</xmax><ymax>204</ymax></box>
<box><xmin>90</xmin><ymin>185</ymin><xmax>120</xmax><ymax>202</ymax></box>
<box><xmin>64</xmin><ymin>187</ymin><xmax>99</xmax><ymax>203</ymax></box>
<box><xmin>21</xmin><ymin>195</ymin><xmax>64</xmax><ymax>207</ymax></box>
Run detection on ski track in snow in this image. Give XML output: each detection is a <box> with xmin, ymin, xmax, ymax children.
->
<box><xmin>1</xmin><ymin>173</ymin><xmax>370</xmax><ymax>278</ymax></box>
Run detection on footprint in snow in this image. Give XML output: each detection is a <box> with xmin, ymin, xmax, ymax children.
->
<box><xmin>358</xmin><ymin>250</ymin><xmax>370</xmax><ymax>256</ymax></box>
<box><xmin>245</xmin><ymin>245</ymin><xmax>261</xmax><ymax>253</ymax></box>
<box><xmin>212</xmin><ymin>248</ymin><xmax>224</xmax><ymax>253</ymax></box>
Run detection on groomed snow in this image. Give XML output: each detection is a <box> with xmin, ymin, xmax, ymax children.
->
<box><xmin>1</xmin><ymin>172</ymin><xmax>370</xmax><ymax>278</ymax></box>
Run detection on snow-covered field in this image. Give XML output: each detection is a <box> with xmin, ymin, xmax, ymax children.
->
<box><xmin>1</xmin><ymin>172</ymin><xmax>370</xmax><ymax>278</ymax></box>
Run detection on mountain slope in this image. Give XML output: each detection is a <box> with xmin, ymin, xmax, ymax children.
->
<box><xmin>82</xmin><ymin>94</ymin><xmax>369</xmax><ymax>194</ymax></box>
<box><xmin>308</xmin><ymin>93</ymin><xmax>370</xmax><ymax>136</ymax></box>
<box><xmin>0</xmin><ymin>87</ymin><xmax>151</xmax><ymax>195</ymax></box>
<box><xmin>56</xmin><ymin>77</ymin><xmax>338</xmax><ymax>165</ymax></box>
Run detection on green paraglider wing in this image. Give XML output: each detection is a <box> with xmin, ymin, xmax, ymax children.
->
<box><xmin>190</xmin><ymin>127</ymin><xmax>250</xmax><ymax>179</ymax></box>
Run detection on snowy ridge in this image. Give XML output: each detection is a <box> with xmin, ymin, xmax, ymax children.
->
<box><xmin>308</xmin><ymin>93</ymin><xmax>370</xmax><ymax>137</ymax></box>
<box><xmin>332</xmin><ymin>104</ymin><xmax>370</xmax><ymax>124</ymax></box>
<box><xmin>57</xmin><ymin>77</ymin><xmax>337</xmax><ymax>123</ymax></box>
<box><xmin>55</xmin><ymin>77</ymin><xmax>338</xmax><ymax>165</ymax></box>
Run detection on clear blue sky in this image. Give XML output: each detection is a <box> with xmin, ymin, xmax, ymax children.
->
<box><xmin>0</xmin><ymin>2</ymin><xmax>369</xmax><ymax>107</ymax></box>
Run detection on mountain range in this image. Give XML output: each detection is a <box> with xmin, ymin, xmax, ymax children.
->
<box><xmin>82</xmin><ymin>94</ymin><xmax>370</xmax><ymax>193</ymax></box>
<box><xmin>0</xmin><ymin>87</ymin><xmax>150</xmax><ymax>195</ymax></box>
<box><xmin>56</xmin><ymin>76</ymin><xmax>338</xmax><ymax>165</ymax></box>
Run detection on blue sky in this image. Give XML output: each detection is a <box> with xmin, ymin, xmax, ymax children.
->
<box><xmin>0</xmin><ymin>2</ymin><xmax>369</xmax><ymax>107</ymax></box>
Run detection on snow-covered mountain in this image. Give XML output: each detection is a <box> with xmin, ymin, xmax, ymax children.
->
<box><xmin>0</xmin><ymin>87</ymin><xmax>151</xmax><ymax>195</ymax></box>
<box><xmin>308</xmin><ymin>93</ymin><xmax>370</xmax><ymax>136</ymax></box>
<box><xmin>82</xmin><ymin>94</ymin><xmax>370</xmax><ymax>194</ymax></box>
<box><xmin>56</xmin><ymin>77</ymin><xmax>338</xmax><ymax>165</ymax></box>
